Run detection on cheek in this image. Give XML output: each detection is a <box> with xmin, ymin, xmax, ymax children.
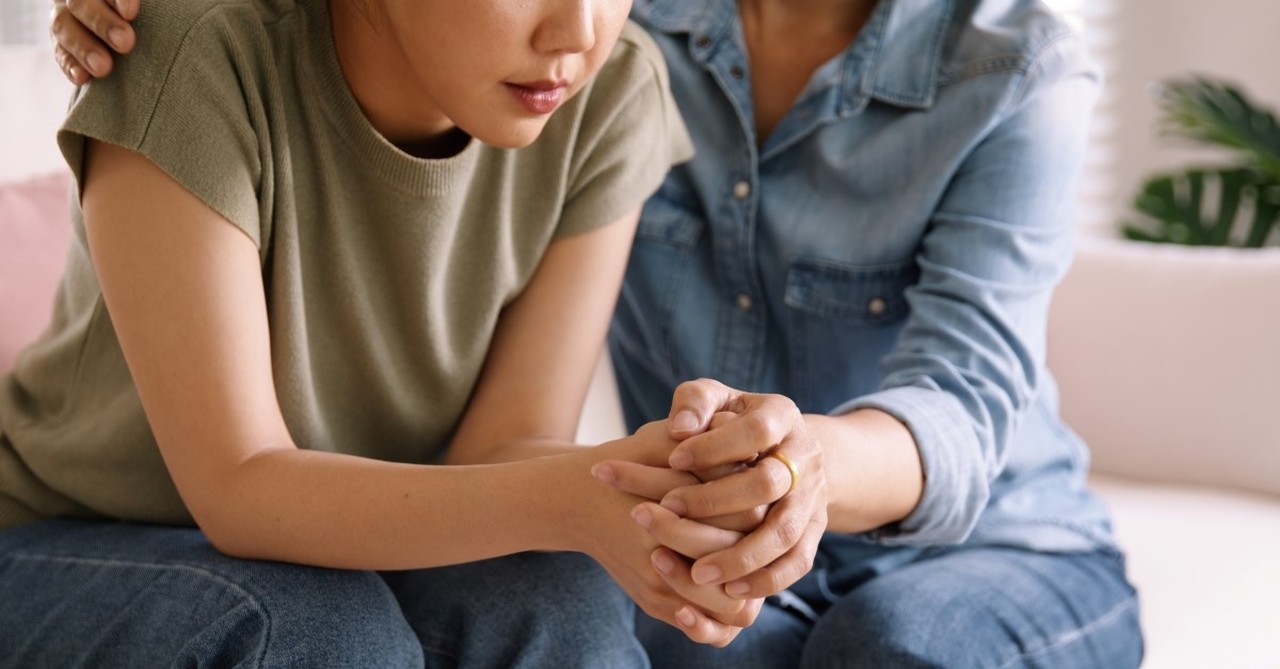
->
<box><xmin>586</xmin><ymin>10</ymin><xmax>630</xmax><ymax>75</ymax></box>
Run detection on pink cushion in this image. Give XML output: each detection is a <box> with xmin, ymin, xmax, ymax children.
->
<box><xmin>0</xmin><ymin>171</ymin><xmax>73</xmax><ymax>375</ymax></box>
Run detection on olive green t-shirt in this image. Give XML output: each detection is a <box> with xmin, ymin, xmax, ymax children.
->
<box><xmin>0</xmin><ymin>0</ymin><xmax>692</xmax><ymax>529</ymax></box>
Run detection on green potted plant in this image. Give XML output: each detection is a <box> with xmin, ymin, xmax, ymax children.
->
<box><xmin>1121</xmin><ymin>77</ymin><xmax>1280</xmax><ymax>248</ymax></box>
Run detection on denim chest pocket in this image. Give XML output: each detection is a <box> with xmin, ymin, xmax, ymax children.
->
<box><xmin>782</xmin><ymin>257</ymin><xmax>919</xmax><ymax>412</ymax></box>
<box><xmin>784</xmin><ymin>257</ymin><xmax>919</xmax><ymax>325</ymax></box>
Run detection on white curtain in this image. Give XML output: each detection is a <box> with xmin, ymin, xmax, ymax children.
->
<box><xmin>0</xmin><ymin>0</ymin><xmax>44</xmax><ymax>45</ymax></box>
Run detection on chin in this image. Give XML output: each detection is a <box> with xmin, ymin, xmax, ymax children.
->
<box><xmin>476</xmin><ymin>119</ymin><xmax>550</xmax><ymax>150</ymax></box>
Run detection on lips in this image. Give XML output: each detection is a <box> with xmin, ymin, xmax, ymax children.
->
<box><xmin>504</xmin><ymin>80</ymin><xmax>568</xmax><ymax>115</ymax></box>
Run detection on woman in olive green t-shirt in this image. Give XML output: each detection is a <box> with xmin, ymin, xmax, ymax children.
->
<box><xmin>0</xmin><ymin>0</ymin><xmax>769</xmax><ymax>664</ymax></box>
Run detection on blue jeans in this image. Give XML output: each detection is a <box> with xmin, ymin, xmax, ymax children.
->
<box><xmin>638</xmin><ymin>538</ymin><xmax>1143</xmax><ymax>668</ymax></box>
<box><xmin>0</xmin><ymin>519</ymin><xmax>648</xmax><ymax>668</ymax></box>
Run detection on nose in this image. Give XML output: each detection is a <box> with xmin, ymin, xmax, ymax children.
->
<box><xmin>532</xmin><ymin>0</ymin><xmax>596</xmax><ymax>55</ymax></box>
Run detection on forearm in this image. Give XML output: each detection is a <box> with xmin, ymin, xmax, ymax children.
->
<box><xmin>445</xmin><ymin>437</ymin><xmax>589</xmax><ymax>465</ymax></box>
<box><xmin>804</xmin><ymin>409</ymin><xmax>923</xmax><ymax>533</ymax></box>
<box><xmin>203</xmin><ymin>447</ymin><xmax>595</xmax><ymax>570</ymax></box>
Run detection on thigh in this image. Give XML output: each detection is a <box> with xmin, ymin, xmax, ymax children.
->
<box><xmin>0</xmin><ymin>519</ymin><xmax>421</xmax><ymax>668</ymax></box>
<box><xmin>800</xmin><ymin>547</ymin><xmax>1143</xmax><ymax>669</ymax></box>
<box><xmin>381</xmin><ymin>551</ymin><xmax>648</xmax><ymax>669</ymax></box>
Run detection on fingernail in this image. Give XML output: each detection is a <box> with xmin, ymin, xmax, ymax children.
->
<box><xmin>85</xmin><ymin>52</ymin><xmax>104</xmax><ymax>75</ymax></box>
<box><xmin>675</xmin><ymin>607</ymin><xmax>696</xmax><ymax>628</ymax></box>
<box><xmin>590</xmin><ymin>463</ymin><xmax>615</xmax><ymax>484</ymax></box>
<box><xmin>108</xmin><ymin>27</ymin><xmax>127</xmax><ymax>50</ymax></box>
<box><xmin>692</xmin><ymin>564</ymin><xmax>722</xmax><ymax>584</ymax></box>
<box><xmin>726</xmin><ymin>581</ymin><xmax>750</xmax><ymax>597</ymax></box>
<box><xmin>659</xmin><ymin>496</ymin><xmax>687</xmax><ymax>517</ymax></box>
<box><xmin>669</xmin><ymin>450</ymin><xmax>693</xmax><ymax>470</ymax></box>
<box><xmin>651</xmin><ymin>551</ymin><xmax>674</xmax><ymax>575</ymax></box>
<box><xmin>671</xmin><ymin>410</ymin><xmax>698</xmax><ymax>432</ymax></box>
<box><xmin>68</xmin><ymin>65</ymin><xmax>84</xmax><ymax>83</ymax></box>
<box><xmin>630</xmin><ymin>505</ymin><xmax>652</xmax><ymax>529</ymax></box>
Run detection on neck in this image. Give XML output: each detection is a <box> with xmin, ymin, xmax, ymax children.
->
<box><xmin>739</xmin><ymin>0</ymin><xmax>876</xmax><ymax>37</ymax></box>
<box><xmin>328</xmin><ymin>0</ymin><xmax>465</xmax><ymax>157</ymax></box>
<box><xmin>736</xmin><ymin>0</ymin><xmax>877</xmax><ymax>143</ymax></box>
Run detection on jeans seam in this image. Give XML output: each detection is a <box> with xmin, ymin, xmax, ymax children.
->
<box><xmin>993</xmin><ymin>596</ymin><xmax>1138</xmax><ymax>669</ymax></box>
<box><xmin>7</xmin><ymin>552</ymin><xmax>273</xmax><ymax>668</ymax></box>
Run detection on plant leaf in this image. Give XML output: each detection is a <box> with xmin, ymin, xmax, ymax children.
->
<box><xmin>1156</xmin><ymin>77</ymin><xmax>1280</xmax><ymax>183</ymax></box>
<box><xmin>1122</xmin><ymin>167</ymin><xmax>1280</xmax><ymax>247</ymax></box>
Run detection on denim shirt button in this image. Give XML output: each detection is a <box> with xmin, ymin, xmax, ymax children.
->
<box><xmin>867</xmin><ymin>297</ymin><xmax>888</xmax><ymax>316</ymax></box>
<box><xmin>736</xmin><ymin>293</ymin><xmax>754</xmax><ymax>311</ymax></box>
<box><xmin>730</xmin><ymin>65</ymin><xmax>745</xmax><ymax>80</ymax></box>
<box><xmin>695</xmin><ymin>35</ymin><xmax>712</xmax><ymax>49</ymax></box>
<box><xmin>733</xmin><ymin>180</ymin><xmax>752</xmax><ymax>199</ymax></box>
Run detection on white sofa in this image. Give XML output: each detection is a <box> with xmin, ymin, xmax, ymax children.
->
<box><xmin>4</xmin><ymin>44</ymin><xmax>1277</xmax><ymax>668</ymax></box>
<box><xmin>1048</xmin><ymin>238</ymin><xmax>1280</xmax><ymax>668</ymax></box>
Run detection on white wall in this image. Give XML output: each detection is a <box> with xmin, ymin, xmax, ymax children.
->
<box><xmin>1083</xmin><ymin>0</ymin><xmax>1280</xmax><ymax>236</ymax></box>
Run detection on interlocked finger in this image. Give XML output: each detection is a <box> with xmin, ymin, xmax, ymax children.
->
<box><xmin>687</xmin><ymin>488</ymin><xmax>816</xmax><ymax>586</ymax></box>
<box><xmin>648</xmin><ymin>547</ymin><xmax>747</xmax><ymax>618</ymax></box>
<box><xmin>595</xmin><ymin>461</ymin><xmax>700</xmax><ymax>501</ymax></box>
<box><xmin>633</xmin><ymin>502</ymin><xmax>742</xmax><ymax>560</ymax></box>
<box><xmin>661</xmin><ymin>454</ymin><xmax>795</xmax><ymax>519</ymax></box>
<box><xmin>719</xmin><ymin>509</ymin><xmax>826</xmax><ymax>599</ymax></box>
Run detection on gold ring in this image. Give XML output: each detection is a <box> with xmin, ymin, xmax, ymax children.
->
<box><xmin>767</xmin><ymin>452</ymin><xmax>799</xmax><ymax>497</ymax></box>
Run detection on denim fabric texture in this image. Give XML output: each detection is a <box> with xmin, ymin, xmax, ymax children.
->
<box><xmin>0</xmin><ymin>520</ymin><xmax>649</xmax><ymax>668</ymax></box>
<box><xmin>612</xmin><ymin>0</ymin><xmax>1143</xmax><ymax>665</ymax></box>
<box><xmin>614</xmin><ymin>0</ymin><xmax>1116</xmax><ymax>554</ymax></box>
<box><xmin>636</xmin><ymin>540</ymin><xmax>1142</xmax><ymax>669</ymax></box>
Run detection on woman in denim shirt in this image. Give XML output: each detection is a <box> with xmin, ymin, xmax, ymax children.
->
<box><xmin>594</xmin><ymin>0</ymin><xmax>1145</xmax><ymax>665</ymax></box>
<box><xmin>54</xmin><ymin>0</ymin><xmax>1145</xmax><ymax>665</ymax></box>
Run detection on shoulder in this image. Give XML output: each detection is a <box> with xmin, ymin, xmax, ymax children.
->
<box><xmin>125</xmin><ymin>0</ymin><xmax>290</xmax><ymax>67</ymax></box>
<box><xmin>940</xmin><ymin>0</ymin><xmax>1093</xmax><ymax>85</ymax></box>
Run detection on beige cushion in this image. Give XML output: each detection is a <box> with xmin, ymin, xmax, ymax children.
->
<box><xmin>1049</xmin><ymin>237</ymin><xmax>1280</xmax><ymax>496</ymax></box>
<box><xmin>1092</xmin><ymin>474</ymin><xmax>1280</xmax><ymax>669</ymax></box>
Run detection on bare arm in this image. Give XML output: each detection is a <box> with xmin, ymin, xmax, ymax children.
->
<box><xmin>83</xmin><ymin>139</ymin><xmax>757</xmax><ymax>644</ymax></box>
<box><xmin>82</xmin><ymin>138</ymin><xmax>633</xmax><ymax>568</ymax></box>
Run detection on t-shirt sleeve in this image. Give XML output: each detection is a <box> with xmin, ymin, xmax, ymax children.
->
<box><xmin>56</xmin><ymin>3</ymin><xmax>264</xmax><ymax>247</ymax></box>
<box><xmin>553</xmin><ymin>21</ymin><xmax>694</xmax><ymax>239</ymax></box>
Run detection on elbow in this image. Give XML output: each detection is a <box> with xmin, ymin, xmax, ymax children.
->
<box><xmin>189</xmin><ymin>503</ymin><xmax>257</xmax><ymax>560</ymax></box>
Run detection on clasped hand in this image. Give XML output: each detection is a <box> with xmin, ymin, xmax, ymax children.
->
<box><xmin>592</xmin><ymin>379</ymin><xmax>828</xmax><ymax>646</ymax></box>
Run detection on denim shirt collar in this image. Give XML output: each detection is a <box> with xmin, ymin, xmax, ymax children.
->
<box><xmin>632</xmin><ymin>0</ymin><xmax>952</xmax><ymax>110</ymax></box>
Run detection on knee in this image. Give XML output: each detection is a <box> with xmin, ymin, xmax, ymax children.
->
<box><xmin>186</xmin><ymin>560</ymin><xmax>422</xmax><ymax>668</ymax></box>
<box><xmin>387</xmin><ymin>552</ymin><xmax>644</xmax><ymax>669</ymax></box>
<box><xmin>799</xmin><ymin>582</ymin><xmax>971</xmax><ymax>669</ymax></box>
<box><xmin>798</xmin><ymin>558</ymin><xmax>1144</xmax><ymax>669</ymax></box>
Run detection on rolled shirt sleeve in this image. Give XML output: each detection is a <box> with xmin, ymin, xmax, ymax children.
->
<box><xmin>832</xmin><ymin>34</ymin><xmax>1102</xmax><ymax>545</ymax></box>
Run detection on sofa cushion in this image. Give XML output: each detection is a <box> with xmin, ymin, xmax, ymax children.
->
<box><xmin>1092</xmin><ymin>474</ymin><xmax>1280</xmax><ymax>669</ymax></box>
<box><xmin>1049</xmin><ymin>236</ymin><xmax>1280</xmax><ymax>497</ymax></box>
<box><xmin>0</xmin><ymin>171</ymin><xmax>73</xmax><ymax>375</ymax></box>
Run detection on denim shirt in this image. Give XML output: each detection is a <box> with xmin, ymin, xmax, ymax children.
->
<box><xmin>610</xmin><ymin>0</ymin><xmax>1117</xmax><ymax>553</ymax></box>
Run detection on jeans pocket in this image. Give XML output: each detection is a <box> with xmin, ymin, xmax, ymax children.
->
<box><xmin>783</xmin><ymin>257</ymin><xmax>918</xmax><ymax>411</ymax></box>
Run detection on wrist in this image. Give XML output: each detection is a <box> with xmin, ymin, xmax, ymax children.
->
<box><xmin>525</xmin><ymin>447</ymin><xmax>615</xmax><ymax>555</ymax></box>
<box><xmin>805</xmin><ymin>409</ymin><xmax>924</xmax><ymax>533</ymax></box>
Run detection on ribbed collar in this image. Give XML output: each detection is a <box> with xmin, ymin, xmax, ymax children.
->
<box><xmin>299</xmin><ymin>0</ymin><xmax>480</xmax><ymax>198</ymax></box>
